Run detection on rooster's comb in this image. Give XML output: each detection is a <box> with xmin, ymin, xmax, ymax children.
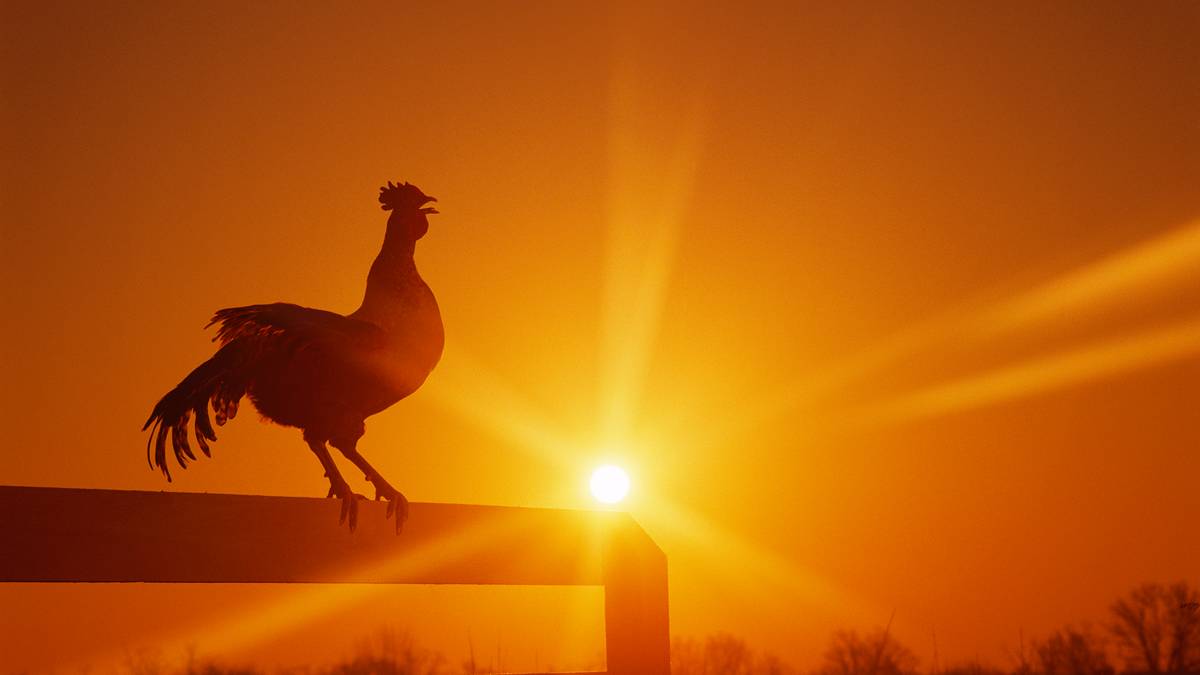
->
<box><xmin>379</xmin><ymin>181</ymin><xmax>436</xmax><ymax>212</ymax></box>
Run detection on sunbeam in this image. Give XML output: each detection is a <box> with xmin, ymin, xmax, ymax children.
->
<box><xmin>422</xmin><ymin>342</ymin><xmax>580</xmax><ymax>469</ymax></box>
<box><xmin>857</xmin><ymin>315</ymin><xmax>1200</xmax><ymax>426</ymax></box>
<box><xmin>972</xmin><ymin>218</ymin><xmax>1200</xmax><ymax>335</ymax></box>
<box><xmin>682</xmin><ymin>218</ymin><xmax>1200</xmax><ymax>449</ymax></box>
<box><xmin>635</xmin><ymin>495</ymin><xmax>881</xmax><ymax>622</ymax></box>
<box><xmin>599</xmin><ymin>58</ymin><xmax>707</xmax><ymax>446</ymax></box>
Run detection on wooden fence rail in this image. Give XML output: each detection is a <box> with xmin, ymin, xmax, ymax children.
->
<box><xmin>0</xmin><ymin>485</ymin><xmax>669</xmax><ymax>675</ymax></box>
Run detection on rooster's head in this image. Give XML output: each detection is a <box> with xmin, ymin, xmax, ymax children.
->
<box><xmin>379</xmin><ymin>181</ymin><xmax>437</xmax><ymax>241</ymax></box>
<box><xmin>379</xmin><ymin>181</ymin><xmax>438</xmax><ymax>215</ymax></box>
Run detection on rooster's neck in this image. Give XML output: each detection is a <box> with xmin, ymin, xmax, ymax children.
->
<box><xmin>349</xmin><ymin>213</ymin><xmax>444</xmax><ymax>374</ymax></box>
<box><xmin>376</xmin><ymin>239</ymin><xmax>417</xmax><ymax>268</ymax></box>
<box><xmin>351</xmin><ymin>232</ymin><xmax>426</xmax><ymax>320</ymax></box>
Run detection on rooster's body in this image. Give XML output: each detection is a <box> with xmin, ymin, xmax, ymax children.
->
<box><xmin>143</xmin><ymin>182</ymin><xmax>442</xmax><ymax>530</ymax></box>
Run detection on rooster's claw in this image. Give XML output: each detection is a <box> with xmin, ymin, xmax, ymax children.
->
<box><xmin>373</xmin><ymin>485</ymin><xmax>409</xmax><ymax>533</ymax></box>
<box><xmin>326</xmin><ymin>481</ymin><xmax>365</xmax><ymax>532</ymax></box>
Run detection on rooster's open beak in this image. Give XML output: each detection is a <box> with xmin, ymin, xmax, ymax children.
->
<box><xmin>420</xmin><ymin>196</ymin><xmax>438</xmax><ymax>214</ymax></box>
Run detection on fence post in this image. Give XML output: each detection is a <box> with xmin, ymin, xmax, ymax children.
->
<box><xmin>604</xmin><ymin>515</ymin><xmax>671</xmax><ymax>675</ymax></box>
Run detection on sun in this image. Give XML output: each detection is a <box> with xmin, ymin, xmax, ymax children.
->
<box><xmin>589</xmin><ymin>464</ymin><xmax>631</xmax><ymax>504</ymax></box>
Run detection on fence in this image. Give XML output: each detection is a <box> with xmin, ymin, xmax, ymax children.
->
<box><xmin>0</xmin><ymin>485</ymin><xmax>669</xmax><ymax>675</ymax></box>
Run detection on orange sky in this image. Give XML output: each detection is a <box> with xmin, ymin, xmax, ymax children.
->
<box><xmin>2</xmin><ymin>1</ymin><xmax>1198</xmax><ymax>672</ymax></box>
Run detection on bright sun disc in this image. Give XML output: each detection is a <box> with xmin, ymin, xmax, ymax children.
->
<box><xmin>590</xmin><ymin>464</ymin><xmax>631</xmax><ymax>504</ymax></box>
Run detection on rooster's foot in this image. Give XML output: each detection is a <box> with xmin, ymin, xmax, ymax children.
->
<box><xmin>325</xmin><ymin>480</ymin><xmax>366</xmax><ymax>532</ymax></box>
<box><xmin>372</xmin><ymin>484</ymin><xmax>410</xmax><ymax>533</ymax></box>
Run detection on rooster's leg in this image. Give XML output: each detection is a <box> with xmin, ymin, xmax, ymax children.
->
<box><xmin>305</xmin><ymin>436</ymin><xmax>362</xmax><ymax>531</ymax></box>
<box><xmin>331</xmin><ymin>440</ymin><xmax>409</xmax><ymax>532</ymax></box>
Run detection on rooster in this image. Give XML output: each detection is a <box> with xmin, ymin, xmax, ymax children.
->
<box><xmin>143</xmin><ymin>181</ymin><xmax>443</xmax><ymax>532</ymax></box>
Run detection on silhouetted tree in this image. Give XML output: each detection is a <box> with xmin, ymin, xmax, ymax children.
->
<box><xmin>705</xmin><ymin>633</ymin><xmax>755</xmax><ymax>675</ymax></box>
<box><xmin>672</xmin><ymin>633</ymin><xmax>796</xmax><ymax>675</ymax></box>
<box><xmin>1034</xmin><ymin>625</ymin><xmax>1113</xmax><ymax>675</ymax></box>
<box><xmin>672</xmin><ymin>633</ymin><xmax>754</xmax><ymax>675</ymax></box>
<box><xmin>818</xmin><ymin>629</ymin><xmax>918</xmax><ymax>675</ymax></box>
<box><xmin>1004</xmin><ymin>630</ymin><xmax>1035</xmax><ymax>675</ymax></box>
<box><xmin>1109</xmin><ymin>581</ymin><xmax>1200</xmax><ymax>674</ymax></box>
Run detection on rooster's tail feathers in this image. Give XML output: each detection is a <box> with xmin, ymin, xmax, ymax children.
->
<box><xmin>143</xmin><ymin>342</ymin><xmax>246</xmax><ymax>481</ymax></box>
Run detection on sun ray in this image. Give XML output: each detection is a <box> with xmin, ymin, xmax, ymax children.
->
<box><xmin>599</xmin><ymin>58</ymin><xmax>707</xmax><ymax>446</ymax></box>
<box><xmin>635</xmin><ymin>494</ymin><xmax>882</xmax><ymax>622</ymax></box>
<box><xmin>422</xmin><ymin>342</ymin><xmax>580</xmax><ymax>469</ymax></box>
<box><xmin>682</xmin><ymin>218</ymin><xmax>1200</xmax><ymax>448</ymax></box>
<box><xmin>856</xmin><ymin>315</ymin><xmax>1200</xmax><ymax>426</ymax></box>
<box><xmin>972</xmin><ymin>218</ymin><xmax>1200</xmax><ymax>336</ymax></box>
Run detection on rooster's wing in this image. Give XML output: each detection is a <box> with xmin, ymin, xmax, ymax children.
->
<box><xmin>208</xmin><ymin>303</ymin><xmax>386</xmax><ymax>351</ymax></box>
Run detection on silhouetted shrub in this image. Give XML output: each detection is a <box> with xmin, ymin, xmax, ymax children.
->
<box><xmin>817</xmin><ymin>628</ymin><xmax>919</xmax><ymax>675</ymax></box>
<box><xmin>322</xmin><ymin>627</ymin><xmax>447</xmax><ymax>675</ymax></box>
<box><xmin>672</xmin><ymin>633</ymin><xmax>796</xmax><ymax>675</ymax></box>
<box><xmin>1033</xmin><ymin>625</ymin><xmax>1113</xmax><ymax>675</ymax></box>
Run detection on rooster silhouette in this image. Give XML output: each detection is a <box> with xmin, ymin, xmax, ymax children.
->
<box><xmin>143</xmin><ymin>181</ymin><xmax>443</xmax><ymax>532</ymax></box>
